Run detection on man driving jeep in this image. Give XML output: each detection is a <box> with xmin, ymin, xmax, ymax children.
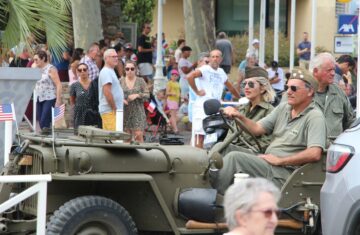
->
<box><xmin>210</xmin><ymin>70</ymin><xmax>327</xmax><ymax>194</ymax></box>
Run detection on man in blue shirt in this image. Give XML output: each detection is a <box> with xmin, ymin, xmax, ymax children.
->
<box><xmin>297</xmin><ymin>32</ymin><xmax>311</xmax><ymax>70</ymax></box>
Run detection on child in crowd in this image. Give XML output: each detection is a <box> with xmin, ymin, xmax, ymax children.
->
<box><xmin>166</xmin><ymin>69</ymin><xmax>181</xmax><ymax>134</ymax></box>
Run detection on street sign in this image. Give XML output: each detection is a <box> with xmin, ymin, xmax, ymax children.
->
<box><xmin>338</xmin><ymin>14</ymin><xmax>358</xmax><ymax>34</ymax></box>
<box><xmin>334</xmin><ymin>36</ymin><xmax>354</xmax><ymax>54</ymax></box>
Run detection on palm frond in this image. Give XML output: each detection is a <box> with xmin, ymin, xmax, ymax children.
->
<box><xmin>1</xmin><ymin>0</ymin><xmax>72</xmax><ymax>60</ymax></box>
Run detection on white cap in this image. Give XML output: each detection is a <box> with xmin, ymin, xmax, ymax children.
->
<box><xmin>252</xmin><ymin>38</ymin><xmax>260</xmax><ymax>45</ymax></box>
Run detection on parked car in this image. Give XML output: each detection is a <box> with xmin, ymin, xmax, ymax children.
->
<box><xmin>321</xmin><ymin>118</ymin><xmax>360</xmax><ymax>235</ymax></box>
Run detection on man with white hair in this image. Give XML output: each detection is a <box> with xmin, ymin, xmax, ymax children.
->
<box><xmin>80</xmin><ymin>42</ymin><xmax>100</xmax><ymax>80</ymax></box>
<box><xmin>310</xmin><ymin>52</ymin><xmax>355</xmax><ymax>138</ymax></box>
<box><xmin>246</xmin><ymin>39</ymin><xmax>260</xmax><ymax>64</ymax></box>
<box><xmin>98</xmin><ymin>48</ymin><xmax>124</xmax><ymax>131</ymax></box>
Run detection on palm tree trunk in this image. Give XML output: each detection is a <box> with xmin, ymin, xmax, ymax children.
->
<box><xmin>71</xmin><ymin>0</ymin><xmax>103</xmax><ymax>49</ymax></box>
<box><xmin>183</xmin><ymin>0</ymin><xmax>216</xmax><ymax>60</ymax></box>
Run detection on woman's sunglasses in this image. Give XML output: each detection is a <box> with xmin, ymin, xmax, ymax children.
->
<box><xmin>77</xmin><ymin>68</ymin><xmax>88</xmax><ymax>73</ymax></box>
<box><xmin>241</xmin><ymin>81</ymin><xmax>256</xmax><ymax>89</ymax></box>
<box><xmin>125</xmin><ymin>67</ymin><xmax>135</xmax><ymax>71</ymax></box>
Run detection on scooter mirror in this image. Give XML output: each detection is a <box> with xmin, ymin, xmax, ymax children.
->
<box><xmin>203</xmin><ymin>99</ymin><xmax>221</xmax><ymax>115</ymax></box>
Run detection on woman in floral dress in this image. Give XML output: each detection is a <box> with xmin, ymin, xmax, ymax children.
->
<box><xmin>120</xmin><ymin>61</ymin><xmax>150</xmax><ymax>142</ymax></box>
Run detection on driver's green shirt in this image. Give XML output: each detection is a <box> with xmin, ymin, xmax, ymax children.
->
<box><xmin>258</xmin><ymin>102</ymin><xmax>326</xmax><ymax>157</ymax></box>
<box><xmin>224</xmin><ymin>101</ymin><xmax>274</xmax><ymax>151</ymax></box>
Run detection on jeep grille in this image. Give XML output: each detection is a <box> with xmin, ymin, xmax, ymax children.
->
<box><xmin>21</xmin><ymin>150</ymin><xmax>43</xmax><ymax>215</ymax></box>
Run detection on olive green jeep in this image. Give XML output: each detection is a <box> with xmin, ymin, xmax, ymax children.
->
<box><xmin>0</xmin><ymin>126</ymin><xmax>324</xmax><ymax>235</ymax></box>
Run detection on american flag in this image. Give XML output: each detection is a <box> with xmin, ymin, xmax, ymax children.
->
<box><xmin>0</xmin><ymin>103</ymin><xmax>14</xmax><ymax>122</ymax></box>
<box><xmin>53</xmin><ymin>104</ymin><xmax>65</xmax><ymax>122</ymax></box>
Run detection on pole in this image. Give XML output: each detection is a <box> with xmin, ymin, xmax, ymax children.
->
<box><xmin>153</xmin><ymin>0</ymin><xmax>166</xmax><ymax>94</ymax></box>
<box><xmin>259</xmin><ymin>0</ymin><xmax>266</xmax><ymax>67</ymax></box>
<box><xmin>274</xmin><ymin>0</ymin><xmax>280</xmax><ymax>62</ymax></box>
<box><xmin>4</xmin><ymin>121</ymin><xmax>12</xmax><ymax>165</ymax></box>
<box><xmin>116</xmin><ymin>109</ymin><xmax>123</xmax><ymax>132</ymax></box>
<box><xmin>290</xmin><ymin>0</ymin><xmax>296</xmax><ymax>71</ymax></box>
<box><xmin>249</xmin><ymin>0</ymin><xmax>254</xmax><ymax>49</ymax></box>
<box><xmin>33</xmin><ymin>90</ymin><xmax>37</xmax><ymax>132</ymax></box>
<box><xmin>310</xmin><ymin>0</ymin><xmax>317</xmax><ymax>64</ymax></box>
<box><xmin>357</xmin><ymin>7</ymin><xmax>360</xmax><ymax>118</ymax></box>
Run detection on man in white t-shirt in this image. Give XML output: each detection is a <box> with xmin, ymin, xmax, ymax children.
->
<box><xmin>187</xmin><ymin>49</ymin><xmax>240</xmax><ymax>148</ymax></box>
<box><xmin>266</xmin><ymin>61</ymin><xmax>284</xmax><ymax>92</ymax></box>
<box><xmin>178</xmin><ymin>46</ymin><xmax>197</xmax><ymax>99</ymax></box>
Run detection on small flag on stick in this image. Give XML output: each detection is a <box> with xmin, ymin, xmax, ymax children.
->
<box><xmin>147</xmin><ymin>101</ymin><xmax>156</xmax><ymax>113</ymax></box>
<box><xmin>0</xmin><ymin>103</ymin><xmax>14</xmax><ymax>122</ymax></box>
<box><xmin>53</xmin><ymin>104</ymin><xmax>65</xmax><ymax>122</ymax></box>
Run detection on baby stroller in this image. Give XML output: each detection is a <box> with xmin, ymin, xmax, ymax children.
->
<box><xmin>144</xmin><ymin>95</ymin><xmax>184</xmax><ymax>145</ymax></box>
<box><xmin>144</xmin><ymin>95</ymin><xmax>169</xmax><ymax>143</ymax></box>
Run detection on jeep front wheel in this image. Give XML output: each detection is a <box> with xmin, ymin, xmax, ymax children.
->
<box><xmin>46</xmin><ymin>195</ymin><xmax>137</xmax><ymax>235</ymax></box>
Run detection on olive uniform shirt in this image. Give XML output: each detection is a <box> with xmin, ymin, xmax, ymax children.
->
<box><xmin>259</xmin><ymin>102</ymin><xmax>326</xmax><ymax>157</ymax></box>
<box><xmin>313</xmin><ymin>84</ymin><xmax>355</xmax><ymax>138</ymax></box>
<box><xmin>211</xmin><ymin>102</ymin><xmax>327</xmax><ymax>194</ymax></box>
<box><xmin>224</xmin><ymin>101</ymin><xmax>274</xmax><ymax>152</ymax></box>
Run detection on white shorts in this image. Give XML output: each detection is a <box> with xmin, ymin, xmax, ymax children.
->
<box><xmin>138</xmin><ymin>63</ymin><xmax>153</xmax><ymax>76</ymax></box>
<box><xmin>192</xmin><ymin>101</ymin><xmax>206</xmax><ymax>135</ymax></box>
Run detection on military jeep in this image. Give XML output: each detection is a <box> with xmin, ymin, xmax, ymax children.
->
<box><xmin>0</xmin><ymin>124</ymin><xmax>324</xmax><ymax>235</ymax></box>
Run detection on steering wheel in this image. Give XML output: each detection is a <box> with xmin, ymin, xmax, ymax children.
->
<box><xmin>233</xmin><ymin>117</ymin><xmax>263</xmax><ymax>153</ymax></box>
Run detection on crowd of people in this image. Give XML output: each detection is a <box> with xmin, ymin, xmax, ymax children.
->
<box><xmin>1</xmin><ymin>22</ymin><xmax>360</xmax><ymax>234</ymax></box>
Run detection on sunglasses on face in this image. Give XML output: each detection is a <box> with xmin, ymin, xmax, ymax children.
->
<box><xmin>241</xmin><ymin>81</ymin><xmax>257</xmax><ymax>89</ymax></box>
<box><xmin>250</xmin><ymin>209</ymin><xmax>281</xmax><ymax>218</ymax></box>
<box><xmin>125</xmin><ymin>67</ymin><xmax>135</xmax><ymax>71</ymax></box>
<box><xmin>284</xmin><ymin>85</ymin><xmax>308</xmax><ymax>92</ymax></box>
<box><xmin>77</xmin><ymin>68</ymin><xmax>88</xmax><ymax>72</ymax></box>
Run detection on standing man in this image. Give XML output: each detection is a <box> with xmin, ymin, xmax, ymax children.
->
<box><xmin>80</xmin><ymin>42</ymin><xmax>100</xmax><ymax>81</ymax></box>
<box><xmin>297</xmin><ymin>32</ymin><xmax>311</xmax><ymax>70</ymax></box>
<box><xmin>334</xmin><ymin>54</ymin><xmax>355</xmax><ymax>84</ymax></box>
<box><xmin>137</xmin><ymin>22</ymin><xmax>154</xmax><ymax>83</ymax></box>
<box><xmin>210</xmin><ymin>71</ymin><xmax>326</xmax><ymax>194</ymax></box>
<box><xmin>215</xmin><ymin>32</ymin><xmax>234</xmax><ymax>74</ymax></box>
<box><xmin>98</xmin><ymin>49</ymin><xmax>124</xmax><ymax>131</ymax></box>
<box><xmin>267</xmin><ymin>61</ymin><xmax>284</xmax><ymax>93</ymax></box>
<box><xmin>187</xmin><ymin>49</ymin><xmax>240</xmax><ymax>148</ymax></box>
<box><xmin>178</xmin><ymin>46</ymin><xmax>197</xmax><ymax>99</ymax></box>
<box><xmin>246</xmin><ymin>39</ymin><xmax>260</xmax><ymax>64</ymax></box>
<box><xmin>310</xmin><ymin>52</ymin><xmax>355</xmax><ymax>138</ymax></box>
<box><xmin>174</xmin><ymin>39</ymin><xmax>185</xmax><ymax>63</ymax></box>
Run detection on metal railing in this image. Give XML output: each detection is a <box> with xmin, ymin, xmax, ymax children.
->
<box><xmin>0</xmin><ymin>174</ymin><xmax>52</xmax><ymax>235</ymax></box>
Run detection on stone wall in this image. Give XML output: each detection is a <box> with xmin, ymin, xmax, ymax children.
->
<box><xmin>100</xmin><ymin>0</ymin><xmax>122</xmax><ymax>39</ymax></box>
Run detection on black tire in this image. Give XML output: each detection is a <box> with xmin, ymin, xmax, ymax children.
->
<box><xmin>46</xmin><ymin>195</ymin><xmax>138</xmax><ymax>235</ymax></box>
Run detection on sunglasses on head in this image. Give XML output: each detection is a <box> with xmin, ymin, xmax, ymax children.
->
<box><xmin>284</xmin><ymin>85</ymin><xmax>308</xmax><ymax>92</ymax></box>
<box><xmin>241</xmin><ymin>81</ymin><xmax>257</xmax><ymax>89</ymax></box>
<box><xmin>77</xmin><ymin>68</ymin><xmax>87</xmax><ymax>72</ymax></box>
<box><xmin>250</xmin><ymin>209</ymin><xmax>281</xmax><ymax>218</ymax></box>
<box><xmin>125</xmin><ymin>67</ymin><xmax>135</xmax><ymax>71</ymax></box>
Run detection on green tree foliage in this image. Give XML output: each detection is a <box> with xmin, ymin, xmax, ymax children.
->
<box><xmin>0</xmin><ymin>0</ymin><xmax>72</xmax><ymax>60</ymax></box>
<box><xmin>120</xmin><ymin>0</ymin><xmax>155</xmax><ymax>34</ymax></box>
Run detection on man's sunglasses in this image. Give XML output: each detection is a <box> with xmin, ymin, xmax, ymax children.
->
<box><xmin>284</xmin><ymin>85</ymin><xmax>308</xmax><ymax>92</ymax></box>
<box><xmin>125</xmin><ymin>67</ymin><xmax>135</xmax><ymax>71</ymax></box>
<box><xmin>241</xmin><ymin>81</ymin><xmax>257</xmax><ymax>89</ymax></box>
<box><xmin>77</xmin><ymin>68</ymin><xmax>88</xmax><ymax>73</ymax></box>
<box><xmin>250</xmin><ymin>209</ymin><xmax>281</xmax><ymax>218</ymax></box>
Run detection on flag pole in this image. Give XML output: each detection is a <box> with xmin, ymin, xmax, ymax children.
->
<box><xmin>11</xmin><ymin>103</ymin><xmax>20</xmax><ymax>144</ymax></box>
<box><xmin>51</xmin><ymin>107</ymin><xmax>57</xmax><ymax>158</ymax></box>
<box><xmin>4</xmin><ymin>120</ymin><xmax>12</xmax><ymax>165</ymax></box>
